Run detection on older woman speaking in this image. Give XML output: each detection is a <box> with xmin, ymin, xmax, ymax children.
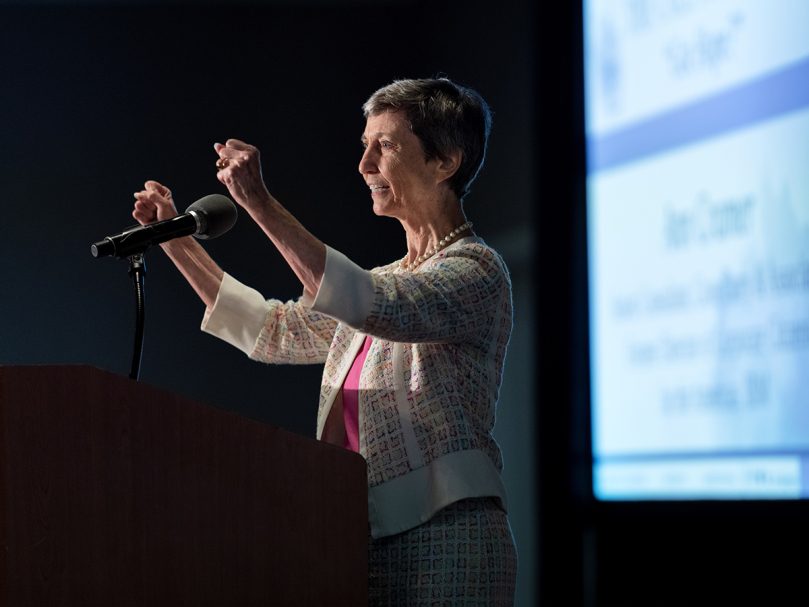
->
<box><xmin>133</xmin><ymin>78</ymin><xmax>516</xmax><ymax>605</ymax></box>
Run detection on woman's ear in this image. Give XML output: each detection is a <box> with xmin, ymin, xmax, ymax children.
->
<box><xmin>434</xmin><ymin>149</ymin><xmax>463</xmax><ymax>184</ymax></box>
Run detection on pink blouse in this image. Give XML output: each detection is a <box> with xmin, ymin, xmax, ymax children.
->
<box><xmin>341</xmin><ymin>336</ymin><xmax>372</xmax><ymax>452</ymax></box>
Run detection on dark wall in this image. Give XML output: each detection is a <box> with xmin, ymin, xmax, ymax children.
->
<box><xmin>533</xmin><ymin>1</ymin><xmax>588</xmax><ymax>604</ymax></box>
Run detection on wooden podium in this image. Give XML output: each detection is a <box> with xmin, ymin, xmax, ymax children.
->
<box><xmin>0</xmin><ymin>365</ymin><xmax>368</xmax><ymax>606</ymax></box>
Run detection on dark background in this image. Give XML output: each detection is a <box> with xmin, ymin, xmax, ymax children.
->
<box><xmin>1</xmin><ymin>1</ymin><xmax>804</xmax><ymax>605</ymax></box>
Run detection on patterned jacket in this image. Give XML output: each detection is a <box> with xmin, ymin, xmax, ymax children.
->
<box><xmin>202</xmin><ymin>236</ymin><xmax>513</xmax><ymax>538</ymax></box>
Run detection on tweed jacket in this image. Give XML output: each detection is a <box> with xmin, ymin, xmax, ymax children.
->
<box><xmin>201</xmin><ymin>236</ymin><xmax>513</xmax><ymax>538</ymax></box>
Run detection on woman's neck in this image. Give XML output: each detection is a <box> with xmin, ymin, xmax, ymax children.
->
<box><xmin>399</xmin><ymin>201</ymin><xmax>472</xmax><ymax>270</ymax></box>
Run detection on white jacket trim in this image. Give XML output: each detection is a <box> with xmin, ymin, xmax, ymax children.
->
<box><xmin>201</xmin><ymin>273</ymin><xmax>268</xmax><ymax>356</ymax></box>
<box><xmin>305</xmin><ymin>245</ymin><xmax>375</xmax><ymax>329</ymax></box>
<box><xmin>367</xmin><ymin>448</ymin><xmax>508</xmax><ymax>538</ymax></box>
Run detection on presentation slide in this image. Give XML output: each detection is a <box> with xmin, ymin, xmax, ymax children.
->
<box><xmin>584</xmin><ymin>0</ymin><xmax>809</xmax><ymax>499</ymax></box>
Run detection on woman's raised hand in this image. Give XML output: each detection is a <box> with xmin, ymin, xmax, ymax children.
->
<box><xmin>133</xmin><ymin>180</ymin><xmax>178</xmax><ymax>225</ymax></box>
<box><xmin>214</xmin><ymin>139</ymin><xmax>273</xmax><ymax>213</ymax></box>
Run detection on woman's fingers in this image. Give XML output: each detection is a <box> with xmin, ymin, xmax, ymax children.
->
<box><xmin>132</xmin><ymin>198</ymin><xmax>157</xmax><ymax>225</ymax></box>
<box><xmin>213</xmin><ymin>139</ymin><xmax>267</xmax><ymax>206</ymax></box>
<box><xmin>133</xmin><ymin>181</ymin><xmax>178</xmax><ymax>223</ymax></box>
<box><xmin>214</xmin><ymin>140</ymin><xmax>258</xmax><ymax>163</ymax></box>
<box><xmin>145</xmin><ymin>180</ymin><xmax>172</xmax><ymax>199</ymax></box>
<box><xmin>224</xmin><ymin>138</ymin><xmax>253</xmax><ymax>151</ymax></box>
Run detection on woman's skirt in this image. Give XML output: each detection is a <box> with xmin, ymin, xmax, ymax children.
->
<box><xmin>368</xmin><ymin>497</ymin><xmax>517</xmax><ymax>606</ymax></box>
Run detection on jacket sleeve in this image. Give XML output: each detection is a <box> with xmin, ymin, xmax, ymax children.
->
<box><xmin>308</xmin><ymin>242</ymin><xmax>511</xmax><ymax>345</ymax></box>
<box><xmin>202</xmin><ymin>272</ymin><xmax>337</xmax><ymax>364</ymax></box>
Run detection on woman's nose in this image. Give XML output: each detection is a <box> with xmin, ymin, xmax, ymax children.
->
<box><xmin>358</xmin><ymin>146</ymin><xmax>378</xmax><ymax>174</ymax></box>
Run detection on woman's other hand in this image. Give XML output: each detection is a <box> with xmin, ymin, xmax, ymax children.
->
<box><xmin>133</xmin><ymin>180</ymin><xmax>178</xmax><ymax>225</ymax></box>
<box><xmin>214</xmin><ymin>139</ymin><xmax>273</xmax><ymax>213</ymax></box>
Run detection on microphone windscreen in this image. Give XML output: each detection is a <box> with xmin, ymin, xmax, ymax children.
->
<box><xmin>186</xmin><ymin>194</ymin><xmax>238</xmax><ymax>239</ymax></box>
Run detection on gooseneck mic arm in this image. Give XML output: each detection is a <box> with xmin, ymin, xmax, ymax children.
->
<box><xmin>128</xmin><ymin>254</ymin><xmax>146</xmax><ymax>381</ymax></box>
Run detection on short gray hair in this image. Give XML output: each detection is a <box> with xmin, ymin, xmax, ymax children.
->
<box><xmin>362</xmin><ymin>78</ymin><xmax>492</xmax><ymax>201</ymax></box>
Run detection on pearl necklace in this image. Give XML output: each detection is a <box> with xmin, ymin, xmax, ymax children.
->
<box><xmin>399</xmin><ymin>221</ymin><xmax>473</xmax><ymax>271</ymax></box>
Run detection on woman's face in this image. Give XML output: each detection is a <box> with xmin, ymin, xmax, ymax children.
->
<box><xmin>359</xmin><ymin>110</ymin><xmax>445</xmax><ymax>221</ymax></box>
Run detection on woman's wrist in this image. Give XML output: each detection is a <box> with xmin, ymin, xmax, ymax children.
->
<box><xmin>159</xmin><ymin>235</ymin><xmax>196</xmax><ymax>254</ymax></box>
<box><xmin>241</xmin><ymin>190</ymin><xmax>277</xmax><ymax>221</ymax></box>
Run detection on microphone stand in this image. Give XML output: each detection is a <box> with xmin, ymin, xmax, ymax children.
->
<box><xmin>92</xmin><ymin>194</ymin><xmax>237</xmax><ymax>380</ymax></box>
<box><xmin>128</xmin><ymin>253</ymin><xmax>146</xmax><ymax>381</ymax></box>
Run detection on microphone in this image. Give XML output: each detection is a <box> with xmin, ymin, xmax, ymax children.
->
<box><xmin>90</xmin><ymin>194</ymin><xmax>238</xmax><ymax>258</ymax></box>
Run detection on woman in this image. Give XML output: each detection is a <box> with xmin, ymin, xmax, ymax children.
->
<box><xmin>133</xmin><ymin>78</ymin><xmax>516</xmax><ymax>605</ymax></box>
